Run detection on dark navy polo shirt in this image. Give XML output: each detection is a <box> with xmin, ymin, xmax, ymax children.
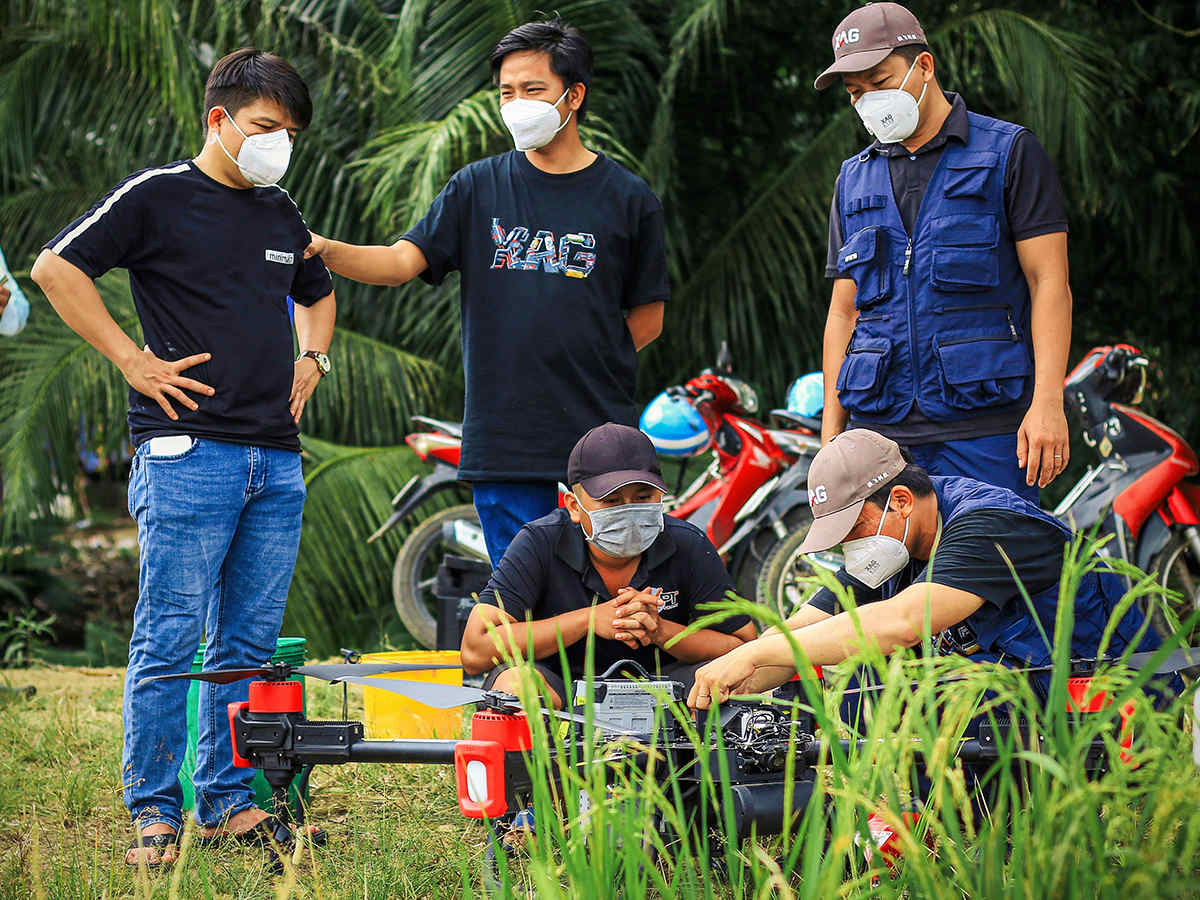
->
<box><xmin>479</xmin><ymin>508</ymin><xmax>749</xmax><ymax>682</ymax></box>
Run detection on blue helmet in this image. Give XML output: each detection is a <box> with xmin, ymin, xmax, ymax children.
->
<box><xmin>639</xmin><ymin>392</ymin><xmax>711</xmax><ymax>457</ymax></box>
<box><xmin>786</xmin><ymin>372</ymin><xmax>824</xmax><ymax>418</ymax></box>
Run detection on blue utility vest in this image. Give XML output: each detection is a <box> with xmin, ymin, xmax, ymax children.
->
<box><xmin>880</xmin><ymin>477</ymin><xmax>1158</xmax><ymax>686</ymax></box>
<box><xmin>834</xmin><ymin>114</ymin><xmax>1035</xmax><ymax>425</ymax></box>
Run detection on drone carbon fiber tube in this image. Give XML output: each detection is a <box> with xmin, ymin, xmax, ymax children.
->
<box><xmin>346</xmin><ymin>738</ymin><xmax>458</xmax><ymax>765</ymax></box>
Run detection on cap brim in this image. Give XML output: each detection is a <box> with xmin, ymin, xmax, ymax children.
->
<box><xmin>581</xmin><ymin>469</ymin><xmax>669</xmax><ymax>499</ymax></box>
<box><xmin>797</xmin><ymin>498</ymin><xmax>866</xmax><ymax>554</ymax></box>
<box><xmin>814</xmin><ymin>47</ymin><xmax>895</xmax><ymax>90</ymax></box>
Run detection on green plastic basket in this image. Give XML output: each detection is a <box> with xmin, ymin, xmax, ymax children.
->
<box><xmin>179</xmin><ymin>637</ymin><xmax>307</xmax><ymax>815</ymax></box>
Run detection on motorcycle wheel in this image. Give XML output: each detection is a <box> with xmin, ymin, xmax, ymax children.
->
<box><xmin>1148</xmin><ymin>532</ymin><xmax>1200</xmax><ymax>646</ymax></box>
<box><xmin>754</xmin><ymin>511</ymin><xmax>843</xmax><ymax>618</ymax></box>
<box><xmin>392</xmin><ymin>503</ymin><xmax>481</xmax><ymax>649</ymax></box>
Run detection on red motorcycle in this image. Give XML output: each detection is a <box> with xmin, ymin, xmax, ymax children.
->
<box><xmin>1054</xmin><ymin>344</ymin><xmax>1200</xmax><ymax>642</ymax></box>
<box><xmin>371</xmin><ymin>347</ymin><xmax>824</xmax><ymax>647</ymax></box>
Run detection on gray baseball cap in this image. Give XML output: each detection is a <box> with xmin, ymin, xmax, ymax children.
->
<box><xmin>798</xmin><ymin>429</ymin><xmax>907</xmax><ymax>553</ymax></box>
<box><xmin>814</xmin><ymin>2</ymin><xmax>928</xmax><ymax>91</ymax></box>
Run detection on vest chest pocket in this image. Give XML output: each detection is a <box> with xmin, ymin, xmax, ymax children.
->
<box><xmin>836</xmin><ymin>336</ymin><xmax>893</xmax><ymax>414</ymax></box>
<box><xmin>836</xmin><ymin>225</ymin><xmax>891</xmax><ymax>309</ymax></box>
<box><xmin>930</xmin><ymin>214</ymin><xmax>1000</xmax><ymax>293</ymax></box>
<box><xmin>944</xmin><ymin>156</ymin><xmax>997</xmax><ymax>199</ymax></box>
<box><xmin>934</xmin><ymin>334</ymin><xmax>1031</xmax><ymax>411</ymax></box>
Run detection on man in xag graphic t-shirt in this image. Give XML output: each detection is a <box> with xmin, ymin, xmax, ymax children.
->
<box><xmin>33</xmin><ymin>49</ymin><xmax>335</xmax><ymax>865</ymax></box>
<box><xmin>307</xmin><ymin>17</ymin><xmax>670</xmax><ymax>566</ymax></box>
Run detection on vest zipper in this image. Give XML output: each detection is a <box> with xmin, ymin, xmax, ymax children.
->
<box><xmin>938</xmin><ymin>334</ymin><xmax>1018</xmax><ymax>348</ymax></box>
<box><xmin>934</xmin><ymin>304</ymin><xmax>1020</xmax><ymax>338</ymax></box>
<box><xmin>902</xmin><ymin>238</ymin><xmax>913</xmax><ymax>276</ymax></box>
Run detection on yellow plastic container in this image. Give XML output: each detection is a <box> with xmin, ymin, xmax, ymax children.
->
<box><xmin>359</xmin><ymin>650</ymin><xmax>464</xmax><ymax>739</ymax></box>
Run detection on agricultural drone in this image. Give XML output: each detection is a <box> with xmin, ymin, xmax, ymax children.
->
<box><xmin>141</xmin><ymin>648</ymin><xmax>1197</xmax><ymax>874</ymax></box>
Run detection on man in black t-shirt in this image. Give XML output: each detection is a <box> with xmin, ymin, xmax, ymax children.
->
<box><xmin>461</xmin><ymin>424</ymin><xmax>755</xmax><ymax>706</ymax></box>
<box><xmin>814</xmin><ymin>3</ymin><xmax>1073</xmax><ymax>502</ymax></box>
<box><xmin>305</xmin><ymin>18</ymin><xmax>669</xmax><ymax>566</ymax></box>
<box><xmin>32</xmin><ymin>49</ymin><xmax>334</xmax><ymax>865</ymax></box>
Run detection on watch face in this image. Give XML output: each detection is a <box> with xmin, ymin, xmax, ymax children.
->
<box><xmin>316</xmin><ymin>353</ymin><xmax>331</xmax><ymax>374</ymax></box>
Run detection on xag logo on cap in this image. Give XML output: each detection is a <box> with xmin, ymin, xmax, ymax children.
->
<box><xmin>834</xmin><ymin>27</ymin><xmax>861</xmax><ymax>49</ymax></box>
<box><xmin>812</xmin><ymin>485</ymin><xmax>829</xmax><ymax>504</ymax></box>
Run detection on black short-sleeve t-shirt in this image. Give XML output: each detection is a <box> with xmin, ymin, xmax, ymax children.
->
<box><xmin>401</xmin><ymin>151</ymin><xmax>670</xmax><ymax>483</ymax></box>
<box><xmin>47</xmin><ymin>161</ymin><xmax>333</xmax><ymax>452</ymax></box>
<box><xmin>806</xmin><ymin>509</ymin><xmax>1067</xmax><ymax>647</ymax></box>
<box><xmin>480</xmin><ymin>508</ymin><xmax>748</xmax><ymax>682</ymax></box>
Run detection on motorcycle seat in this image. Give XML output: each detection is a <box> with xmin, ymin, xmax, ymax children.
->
<box><xmin>411</xmin><ymin>416</ymin><xmax>463</xmax><ymax>439</ymax></box>
<box><xmin>769</xmin><ymin>408</ymin><xmax>821</xmax><ymax>434</ymax></box>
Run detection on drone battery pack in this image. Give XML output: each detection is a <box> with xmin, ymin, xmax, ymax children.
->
<box><xmin>573</xmin><ymin>678</ymin><xmax>687</xmax><ymax>738</ymax></box>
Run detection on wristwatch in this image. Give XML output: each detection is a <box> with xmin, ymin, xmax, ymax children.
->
<box><xmin>299</xmin><ymin>350</ymin><xmax>331</xmax><ymax>376</ymax></box>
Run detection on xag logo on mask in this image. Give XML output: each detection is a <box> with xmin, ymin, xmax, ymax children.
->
<box><xmin>834</xmin><ymin>28</ymin><xmax>861</xmax><ymax>49</ymax></box>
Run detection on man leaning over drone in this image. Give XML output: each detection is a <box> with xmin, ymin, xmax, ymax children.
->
<box><xmin>461</xmin><ymin>423</ymin><xmax>757</xmax><ymax>707</ymax></box>
<box><xmin>688</xmin><ymin>429</ymin><xmax>1165</xmax><ymax>710</ymax></box>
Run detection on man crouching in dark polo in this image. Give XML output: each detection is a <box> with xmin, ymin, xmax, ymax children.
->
<box><xmin>460</xmin><ymin>423</ymin><xmax>756</xmax><ymax>706</ymax></box>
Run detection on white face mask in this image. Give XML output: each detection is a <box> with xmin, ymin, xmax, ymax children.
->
<box><xmin>842</xmin><ymin>495</ymin><xmax>911</xmax><ymax>590</ymax></box>
<box><xmin>853</xmin><ymin>58</ymin><xmax>928</xmax><ymax>144</ymax></box>
<box><xmin>215</xmin><ymin>107</ymin><xmax>293</xmax><ymax>186</ymax></box>
<box><xmin>500</xmin><ymin>89</ymin><xmax>572</xmax><ymax>151</ymax></box>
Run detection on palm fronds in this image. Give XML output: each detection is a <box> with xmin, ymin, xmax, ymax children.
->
<box><xmin>289</xmin><ymin>437</ymin><xmax>430</xmax><ymax>655</ymax></box>
<box><xmin>0</xmin><ymin>279</ymin><xmax>141</xmax><ymax>536</ymax></box>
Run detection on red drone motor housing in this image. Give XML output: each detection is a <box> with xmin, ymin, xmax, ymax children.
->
<box><xmin>454</xmin><ymin>710</ymin><xmax>533</xmax><ymax>819</ymax></box>
<box><xmin>1066</xmin><ymin>676</ymin><xmax>1137</xmax><ymax>765</ymax></box>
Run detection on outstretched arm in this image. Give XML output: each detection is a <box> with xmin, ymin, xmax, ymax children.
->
<box><xmin>688</xmin><ymin>582</ymin><xmax>986</xmax><ymax>708</ymax></box>
<box><xmin>305</xmin><ymin>234</ymin><xmax>429</xmax><ymax>287</ymax></box>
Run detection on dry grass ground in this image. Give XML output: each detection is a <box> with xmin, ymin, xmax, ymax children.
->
<box><xmin>0</xmin><ymin>665</ymin><xmax>484</xmax><ymax>898</ymax></box>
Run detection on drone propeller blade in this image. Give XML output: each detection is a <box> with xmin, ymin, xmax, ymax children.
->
<box><xmin>297</xmin><ymin>662</ymin><xmax>461</xmax><ymax>681</ymax></box>
<box><xmin>333</xmin><ymin>675</ymin><xmax>489</xmax><ymax>708</ymax></box>
<box><xmin>137</xmin><ymin>667</ymin><xmax>270</xmax><ymax>688</ymax></box>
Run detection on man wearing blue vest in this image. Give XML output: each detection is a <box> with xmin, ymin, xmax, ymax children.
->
<box><xmin>688</xmin><ymin>430</ymin><xmax>1161</xmax><ymax>709</ymax></box>
<box><xmin>816</xmin><ymin>3</ymin><xmax>1072</xmax><ymax>502</ymax></box>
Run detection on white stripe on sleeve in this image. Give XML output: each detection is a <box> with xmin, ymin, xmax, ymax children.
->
<box><xmin>51</xmin><ymin>163</ymin><xmax>191</xmax><ymax>255</ymax></box>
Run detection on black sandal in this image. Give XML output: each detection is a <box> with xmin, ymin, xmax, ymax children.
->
<box><xmin>197</xmin><ymin>815</ymin><xmax>300</xmax><ymax>849</ymax></box>
<box><xmin>124</xmin><ymin>831</ymin><xmax>178</xmax><ymax>868</ymax></box>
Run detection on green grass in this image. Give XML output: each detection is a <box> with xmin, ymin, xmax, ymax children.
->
<box><xmin>2</xmin><ymin>537</ymin><xmax>1200</xmax><ymax>898</ymax></box>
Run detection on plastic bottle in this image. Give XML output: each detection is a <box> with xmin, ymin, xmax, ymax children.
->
<box><xmin>0</xmin><ymin>243</ymin><xmax>30</xmax><ymax>337</ymax></box>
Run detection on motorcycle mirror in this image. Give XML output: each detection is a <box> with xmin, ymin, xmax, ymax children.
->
<box><xmin>715</xmin><ymin>341</ymin><xmax>733</xmax><ymax>375</ymax></box>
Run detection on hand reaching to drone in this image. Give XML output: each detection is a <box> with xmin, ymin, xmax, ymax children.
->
<box><xmin>688</xmin><ymin>644</ymin><xmax>795</xmax><ymax>710</ymax></box>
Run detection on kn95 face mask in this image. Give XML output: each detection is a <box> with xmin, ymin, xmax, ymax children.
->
<box><xmin>215</xmin><ymin>107</ymin><xmax>293</xmax><ymax>186</ymax></box>
<box><xmin>501</xmin><ymin>89</ymin><xmax>572</xmax><ymax>151</ymax></box>
<box><xmin>853</xmin><ymin>58</ymin><xmax>928</xmax><ymax>144</ymax></box>
<box><xmin>842</xmin><ymin>493</ymin><xmax>911</xmax><ymax>589</ymax></box>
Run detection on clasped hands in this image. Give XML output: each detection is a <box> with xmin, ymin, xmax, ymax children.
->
<box><xmin>594</xmin><ymin>586</ymin><xmax>665</xmax><ymax>650</ymax></box>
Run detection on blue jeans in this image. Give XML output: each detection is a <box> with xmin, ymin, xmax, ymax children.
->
<box><xmin>472</xmin><ymin>481</ymin><xmax>560</xmax><ymax>566</ymax></box>
<box><xmin>122</xmin><ymin>438</ymin><xmax>306</xmax><ymax>829</ymax></box>
<box><xmin>905</xmin><ymin>433</ymin><xmax>1040</xmax><ymax>504</ymax></box>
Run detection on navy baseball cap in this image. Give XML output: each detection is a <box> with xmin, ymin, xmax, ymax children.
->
<box><xmin>568</xmin><ymin>423</ymin><xmax>669</xmax><ymax>499</ymax></box>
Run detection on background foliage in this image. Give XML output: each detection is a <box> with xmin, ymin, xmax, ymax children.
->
<box><xmin>0</xmin><ymin>0</ymin><xmax>1197</xmax><ymax>654</ymax></box>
